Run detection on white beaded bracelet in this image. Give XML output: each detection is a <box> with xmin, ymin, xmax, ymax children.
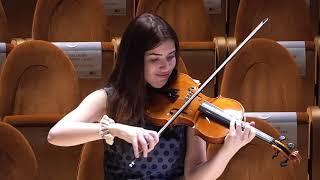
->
<box><xmin>99</xmin><ymin>115</ymin><xmax>115</xmax><ymax>145</ymax></box>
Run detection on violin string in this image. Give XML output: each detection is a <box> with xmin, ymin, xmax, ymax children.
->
<box><xmin>199</xmin><ymin>101</ymin><xmax>274</xmax><ymax>144</ymax></box>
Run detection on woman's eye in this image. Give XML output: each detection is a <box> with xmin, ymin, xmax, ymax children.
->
<box><xmin>150</xmin><ymin>58</ymin><xmax>159</xmax><ymax>62</ymax></box>
<box><xmin>167</xmin><ymin>56</ymin><xmax>175</xmax><ymax>61</ymax></box>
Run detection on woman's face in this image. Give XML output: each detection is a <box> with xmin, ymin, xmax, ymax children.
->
<box><xmin>144</xmin><ymin>39</ymin><xmax>176</xmax><ymax>88</ymax></box>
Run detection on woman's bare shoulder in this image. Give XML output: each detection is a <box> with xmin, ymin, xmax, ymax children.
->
<box><xmin>77</xmin><ymin>89</ymin><xmax>108</xmax><ymax>114</ymax></box>
<box><xmin>78</xmin><ymin>89</ymin><xmax>108</xmax><ymax>111</ymax></box>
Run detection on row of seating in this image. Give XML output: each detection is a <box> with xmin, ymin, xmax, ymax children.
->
<box><xmin>0</xmin><ymin>0</ymin><xmax>316</xmax><ymax>100</ymax></box>
<box><xmin>0</xmin><ymin>0</ymin><xmax>316</xmax><ymax>42</ymax></box>
<box><xmin>0</xmin><ymin>37</ymin><xmax>320</xmax><ymax>180</ymax></box>
<box><xmin>1</xmin><ymin>0</ymin><xmax>317</xmax><ymax>97</ymax></box>
<box><xmin>0</xmin><ymin>38</ymin><xmax>317</xmax><ymax>106</ymax></box>
<box><xmin>0</xmin><ymin>36</ymin><xmax>319</xmax><ymax>98</ymax></box>
<box><xmin>1</xmin><ymin>106</ymin><xmax>318</xmax><ymax>180</ymax></box>
<box><xmin>0</xmin><ymin>0</ymin><xmax>134</xmax><ymax>41</ymax></box>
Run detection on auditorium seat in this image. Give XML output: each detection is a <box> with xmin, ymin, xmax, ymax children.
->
<box><xmin>234</xmin><ymin>0</ymin><xmax>314</xmax><ymax>42</ymax></box>
<box><xmin>32</xmin><ymin>0</ymin><xmax>109</xmax><ymax>41</ymax></box>
<box><xmin>0</xmin><ymin>0</ymin><xmax>8</xmax><ymax>74</ymax></box>
<box><xmin>136</xmin><ymin>0</ymin><xmax>217</xmax><ymax>97</ymax></box>
<box><xmin>0</xmin><ymin>40</ymin><xmax>79</xmax><ymax>116</ymax></box>
<box><xmin>136</xmin><ymin>0</ymin><xmax>211</xmax><ymax>41</ymax></box>
<box><xmin>217</xmin><ymin>0</ymin><xmax>316</xmax><ymax>106</ymax></box>
<box><xmin>207</xmin><ymin>38</ymin><xmax>308</xmax><ymax>179</ymax></box>
<box><xmin>77</xmin><ymin>140</ymin><xmax>104</xmax><ymax>180</ymax></box>
<box><xmin>0</xmin><ymin>1</ymin><xmax>7</xmax><ymax>42</ymax></box>
<box><xmin>0</xmin><ymin>121</ymin><xmax>38</xmax><ymax>180</ymax></box>
<box><xmin>32</xmin><ymin>0</ymin><xmax>116</xmax><ymax>99</ymax></box>
<box><xmin>104</xmin><ymin>0</ymin><xmax>135</xmax><ymax>38</ymax></box>
<box><xmin>0</xmin><ymin>40</ymin><xmax>82</xmax><ymax>180</ymax></box>
<box><xmin>207</xmin><ymin>117</ymin><xmax>297</xmax><ymax>180</ymax></box>
<box><xmin>0</xmin><ymin>43</ymin><xmax>11</xmax><ymax>77</ymax></box>
<box><xmin>232</xmin><ymin>0</ymin><xmax>316</xmax><ymax>109</ymax></box>
<box><xmin>220</xmin><ymin>38</ymin><xmax>301</xmax><ymax>111</ymax></box>
<box><xmin>1</xmin><ymin>0</ymin><xmax>34</xmax><ymax>40</ymax></box>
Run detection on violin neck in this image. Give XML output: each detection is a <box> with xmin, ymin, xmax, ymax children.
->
<box><xmin>199</xmin><ymin>101</ymin><xmax>275</xmax><ymax>144</ymax></box>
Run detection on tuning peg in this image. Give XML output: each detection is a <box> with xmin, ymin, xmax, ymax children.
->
<box><xmin>278</xmin><ymin>135</ymin><xmax>286</xmax><ymax>142</ymax></box>
<box><xmin>280</xmin><ymin>158</ymin><xmax>289</xmax><ymax>167</ymax></box>
<box><xmin>287</xmin><ymin>143</ymin><xmax>295</xmax><ymax>150</ymax></box>
<box><xmin>272</xmin><ymin>150</ymin><xmax>280</xmax><ymax>159</ymax></box>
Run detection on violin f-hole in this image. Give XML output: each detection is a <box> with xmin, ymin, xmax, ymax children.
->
<box><xmin>169</xmin><ymin>108</ymin><xmax>188</xmax><ymax>115</ymax></box>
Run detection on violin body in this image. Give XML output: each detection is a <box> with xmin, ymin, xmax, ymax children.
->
<box><xmin>145</xmin><ymin>73</ymin><xmax>244</xmax><ymax>143</ymax></box>
<box><xmin>145</xmin><ymin>73</ymin><xmax>301</xmax><ymax>166</ymax></box>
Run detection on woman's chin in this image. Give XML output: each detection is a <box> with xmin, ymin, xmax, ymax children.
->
<box><xmin>150</xmin><ymin>81</ymin><xmax>167</xmax><ymax>88</ymax></box>
<box><xmin>151</xmin><ymin>83</ymin><xmax>164</xmax><ymax>88</ymax></box>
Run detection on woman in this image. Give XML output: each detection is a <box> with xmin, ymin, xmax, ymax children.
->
<box><xmin>48</xmin><ymin>13</ymin><xmax>256</xmax><ymax>179</ymax></box>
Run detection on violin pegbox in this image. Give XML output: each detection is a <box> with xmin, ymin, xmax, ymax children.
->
<box><xmin>192</xmin><ymin>78</ymin><xmax>201</xmax><ymax>86</ymax></box>
<box><xmin>185</xmin><ymin>81</ymin><xmax>200</xmax><ymax>102</ymax></box>
<box><xmin>271</xmin><ymin>135</ymin><xmax>301</xmax><ymax>167</ymax></box>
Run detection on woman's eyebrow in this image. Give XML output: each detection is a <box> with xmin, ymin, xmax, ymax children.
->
<box><xmin>147</xmin><ymin>52</ymin><xmax>162</xmax><ymax>56</ymax></box>
<box><xmin>168</xmin><ymin>50</ymin><xmax>176</xmax><ymax>55</ymax></box>
<box><xmin>146</xmin><ymin>50</ymin><xmax>176</xmax><ymax>56</ymax></box>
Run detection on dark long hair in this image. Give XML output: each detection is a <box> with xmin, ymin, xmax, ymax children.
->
<box><xmin>106</xmin><ymin>13</ymin><xmax>180</xmax><ymax>126</ymax></box>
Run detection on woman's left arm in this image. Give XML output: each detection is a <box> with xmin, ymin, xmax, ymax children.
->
<box><xmin>184</xmin><ymin>120</ymin><xmax>256</xmax><ymax>180</ymax></box>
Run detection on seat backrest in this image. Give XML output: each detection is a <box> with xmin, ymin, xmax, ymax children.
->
<box><xmin>1</xmin><ymin>0</ymin><xmax>35</xmax><ymax>39</ymax></box>
<box><xmin>220</xmin><ymin>38</ymin><xmax>302</xmax><ymax>111</ymax></box>
<box><xmin>235</xmin><ymin>0</ymin><xmax>314</xmax><ymax>42</ymax></box>
<box><xmin>0</xmin><ymin>40</ymin><xmax>82</xmax><ymax>180</ymax></box>
<box><xmin>207</xmin><ymin>117</ymin><xmax>297</xmax><ymax>180</ymax></box>
<box><xmin>136</xmin><ymin>0</ymin><xmax>211</xmax><ymax>41</ymax></box>
<box><xmin>137</xmin><ymin>0</ymin><xmax>216</xmax><ymax>96</ymax></box>
<box><xmin>0</xmin><ymin>1</ymin><xmax>7</xmax><ymax>42</ymax></box>
<box><xmin>233</xmin><ymin>0</ymin><xmax>315</xmax><ymax>111</ymax></box>
<box><xmin>177</xmin><ymin>56</ymin><xmax>188</xmax><ymax>74</ymax></box>
<box><xmin>218</xmin><ymin>38</ymin><xmax>308</xmax><ymax>179</ymax></box>
<box><xmin>51</xmin><ymin>41</ymin><xmax>116</xmax><ymax>99</ymax></box>
<box><xmin>33</xmin><ymin>0</ymin><xmax>114</xmax><ymax>99</ymax></box>
<box><xmin>3</xmin><ymin>115</ymin><xmax>82</xmax><ymax>180</ymax></box>
<box><xmin>0</xmin><ymin>40</ymin><xmax>80</xmax><ymax>118</ymax></box>
<box><xmin>0</xmin><ymin>121</ymin><xmax>38</xmax><ymax>180</ymax></box>
<box><xmin>105</xmin><ymin>0</ymin><xmax>135</xmax><ymax>38</ymax></box>
<box><xmin>77</xmin><ymin>140</ymin><xmax>104</xmax><ymax>180</ymax></box>
<box><xmin>32</xmin><ymin>0</ymin><xmax>109</xmax><ymax>41</ymax></box>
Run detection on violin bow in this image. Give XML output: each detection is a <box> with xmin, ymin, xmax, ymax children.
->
<box><xmin>129</xmin><ymin>18</ymin><xmax>268</xmax><ymax>167</ymax></box>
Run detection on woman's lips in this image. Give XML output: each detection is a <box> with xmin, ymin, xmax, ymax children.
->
<box><xmin>156</xmin><ymin>72</ymin><xmax>170</xmax><ymax>76</ymax></box>
<box><xmin>156</xmin><ymin>73</ymin><xmax>170</xmax><ymax>81</ymax></box>
<box><xmin>156</xmin><ymin>73</ymin><xmax>170</xmax><ymax>78</ymax></box>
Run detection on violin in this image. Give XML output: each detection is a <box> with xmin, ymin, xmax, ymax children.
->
<box><xmin>145</xmin><ymin>73</ymin><xmax>301</xmax><ymax>167</ymax></box>
<box><xmin>130</xmin><ymin>18</ymin><xmax>300</xmax><ymax>168</ymax></box>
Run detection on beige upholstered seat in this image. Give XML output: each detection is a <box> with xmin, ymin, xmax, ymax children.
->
<box><xmin>208</xmin><ymin>38</ymin><xmax>307</xmax><ymax>180</ymax></box>
<box><xmin>0</xmin><ymin>40</ymin><xmax>81</xmax><ymax>180</ymax></box>
<box><xmin>235</xmin><ymin>0</ymin><xmax>314</xmax><ymax>42</ymax></box>
<box><xmin>0</xmin><ymin>121</ymin><xmax>38</xmax><ymax>180</ymax></box>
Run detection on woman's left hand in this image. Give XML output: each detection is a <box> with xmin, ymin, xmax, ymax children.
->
<box><xmin>223</xmin><ymin>120</ymin><xmax>256</xmax><ymax>152</ymax></box>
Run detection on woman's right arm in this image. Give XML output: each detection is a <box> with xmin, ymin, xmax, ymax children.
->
<box><xmin>47</xmin><ymin>89</ymin><xmax>109</xmax><ymax>146</ymax></box>
<box><xmin>47</xmin><ymin>89</ymin><xmax>159</xmax><ymax>158</ymax></box>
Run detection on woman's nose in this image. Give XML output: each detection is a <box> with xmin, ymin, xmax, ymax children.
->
<box><xmin>160</xmin><ymin>59</ymin><xmax>169</xmax><ymax>69</ymax></box>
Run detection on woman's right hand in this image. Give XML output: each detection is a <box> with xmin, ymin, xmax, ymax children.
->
<box><xmin>105</xmin><ymin>116</ymin><xmax>159</xmax><ymax>158</ymax></box>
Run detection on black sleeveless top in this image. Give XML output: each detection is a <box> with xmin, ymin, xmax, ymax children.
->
<box><xmin>103</xmin><ymin>87</ymin><xmax>187</xmax><ymax>180</ymax></box>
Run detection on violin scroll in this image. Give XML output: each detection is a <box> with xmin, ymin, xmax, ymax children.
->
<box><xmin>271</xmin><ymin>136</ymin><xmax>301</xmax><ymax>167</ymax></box>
